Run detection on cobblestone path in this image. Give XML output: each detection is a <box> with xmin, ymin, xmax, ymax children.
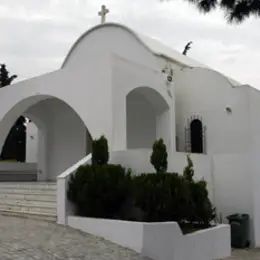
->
<box><xmin>224</xmin><ymin>248</ymin><xmax>260</xmax><ymax>260</ymax></box>
<box><xmin>0</xmin><ymin>216</ymin><xmax>149</xmax><ymax>260</ymax></box>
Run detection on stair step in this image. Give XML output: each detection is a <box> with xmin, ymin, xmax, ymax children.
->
<box><xmin>0</xmin><ymin>209</ymin><xmax>57</xmax><ymax>222</ymax></box>
<box><xmin>0</xmin><ymin>200</ymin><xmax>56</xmax><ymax>208</ymax></box>
<box><xmin>0</xmin><ymin>193</ymin><xmax>56</xmax><ymax>202</ymax></box>
<box><xmin>0</xmin><ymin>182</ymin><xmax>56</xmax><ymax>190</ymax></box>
<box><xmin>0</xmin><ymin>189</ymin><xmax>56</xmax><ymax>196</ymax></box>
<box><xmin>0</xmin><ymin>204</ymin><xmax>56</xmax><ymax>215</ymax></box>
<box><xmin>0</xmin><ymin>182</ymin><xmax>57</xmax><ymax>221</ymax></box>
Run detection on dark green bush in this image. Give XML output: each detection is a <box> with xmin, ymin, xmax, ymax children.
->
<box><xmin>67</xmin><ymin>164</ymin><xmax>132</xmax><ymax>219</ymax></box>
<box><xmin>133</xmin><ymin>173</ymin><xmax>190</xmax><ymax>222</ymax></box>
<box><xmin>92</xmin><ymin>135</ymin><xmax>109</xmax><ymax>165</ymax></box>
<box><xmin>183</xmin><ymin>155</ymin><xmax>216</xmax><ymax>227</ymax></box>
<box><xmin>189</xmin><ymin>180</ymin><xmax>216</xmax><ymax>227</ymax></box>
<box><xmin>183</xmin><ymin>154</ymin><xmax>194</xmax><ymax>182</ymax></box>
<box><xmin>150</xmin><ymin>139</ymin><xmax>168</xmax><ymax>174</ymax></box>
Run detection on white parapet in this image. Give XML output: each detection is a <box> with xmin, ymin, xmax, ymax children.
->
<box><xmin>56</xmin><ymin>153</ymin><xmax>92</xmax><ymax>225</ymax></box>
<box><xmin>67</xmin><ymin>216</ymin><xmax>231</xmax><ymax>260</ymax></box>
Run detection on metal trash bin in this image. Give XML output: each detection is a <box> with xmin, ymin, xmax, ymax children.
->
<box><xmin>227</xmin><ymin>213</ymin><xmax>250</xmax><ymax>248</ymax></box>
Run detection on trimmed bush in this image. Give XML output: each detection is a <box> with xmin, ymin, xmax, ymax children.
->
<box><xmin>67</xmin><ymin>164</ymin><xmax>132</xmax><ymax>219</ymax></box>
<box><xmin>183</xmin><ymin>155</ymin><xmax>216</xmax><ymax>227</ymax></box>
<box><xmin>133</xmin><ymin>173</ymin><xmax>190</xmax><ymax>223</ymax></box>
<box><xmin>150</xmin><ymin>139</ymin><xmax>168</xmax><ymax>174</ymax></box>
<box><xmin>92</xmin><ymin>135</ymin><xmax>109</xmax><ymax>165</ymax></box>
<box><xmin>189</xmin><ymin>180</ymin><xmax>216</xmax><ymax>227</ymax></box>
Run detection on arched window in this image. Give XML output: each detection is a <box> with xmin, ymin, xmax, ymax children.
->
<box><xmin>190</xmin><ymin>119</ymin><xmax>203</xmax><ymax>153</ymax></box>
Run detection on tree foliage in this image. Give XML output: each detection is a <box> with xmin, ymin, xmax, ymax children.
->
<box><xmin>162</xmin><ymin>0</ymin><xmax>260</xmax><ymax>23</ymax></box>
<box><xmin>183</xmin><ymin>154</ymin><xmax>194</xmax><ymax>182</ymax></box>
<box><xmin>0</xmin><ymin>64</ymin><xmax>26</xmax><ymax>162</ymax></box>
<box><xmin>92</xmin><ymin>135</ymin><xmax>109</xmax><ymax>165</ymax></box>
<box><xmin>150</xmin><ymin>138</ymin><xmax>168</xmax><ymax>174</ymax></box>
<box><xmin>183</xmin><ymin>155</ymin><xmax>216</xmax><ymax>227</ymax></box>
<box><xmin>0</xmin><ymin>64</ymin><xmax>17</xmax><ymax>88</ymax></box>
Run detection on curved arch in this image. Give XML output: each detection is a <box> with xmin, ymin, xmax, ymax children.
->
<box><xmin>61</xmin><ymin>23</ymin><xmax>156</xmax><ymax>68</ymax></box>
<box><xmin>0</xmin><ymin>94</ymin><xmax>93</xmax><ymax>180</ymax></box>
<box><xmin>126</xmin><ymin>86</ymin><xmax>171</xmax><ymax>149</ymax></box>
<box><xmin>0</xmin><ymin>94</ymin><xmax>89</xmax><ymax>150</ymax></box>
<box><xmin>126</xmin><ymin>86</ymin><xmax>170</xmax><ymax>114</ymax></box>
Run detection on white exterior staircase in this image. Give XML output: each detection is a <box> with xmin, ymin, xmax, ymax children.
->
<box><xmin>0</xmin><ymin>182</ymin><xmax>57</xmax><ymax>222</ymax></box>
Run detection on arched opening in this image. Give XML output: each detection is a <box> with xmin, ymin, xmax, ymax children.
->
<box><xmin>190</xmin><ymin>119</ymin><xmax>203</xmax><ymax>153</ymax></box>
<box><xmin>0</xmin><ymin>96</ymin><xmax>92</xmax><ymax>181</ymax></box>
<box><xmin>126</xmin><ymin>87</ymin><xmax>170</xmax><ymax>149</ymax></box>
<box><xmin>0</xmin><ymin>116</ymin><xmax>26</xmax><ymax>162</ymax></box>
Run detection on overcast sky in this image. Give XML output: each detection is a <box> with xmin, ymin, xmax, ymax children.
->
<box><xmin>1</xmin><ymin>0</ymin><xmax>260</xmax><ymax>88</ymax></box>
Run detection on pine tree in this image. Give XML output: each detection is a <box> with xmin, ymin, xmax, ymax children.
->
<box><xmin>150</xmin><ymin>139</ymin><xmax>168</xmax><ymax>174</ymax></box>
<box><xmin>92</xmin><ymin>135</ymin><xmax>109</xmax><ymax>165</ymax></box>
<box><xmin>161</xmin><ymin>0</ymin><xmax>260</xmax><ymax>23</ymax></box>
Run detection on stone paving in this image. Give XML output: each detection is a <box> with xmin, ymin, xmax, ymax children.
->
<box><xmin>225</xmin><ymin>248</ymin><xmax>260</xmax><ymax>260</ymax></box>
<box><xmin>0</xmin><ymin>215</ymin><xmax>259</xmax><ymax>260</ymax></box>
<box><xmin>0</xmin><ymin>215</ymin><xmax>150</xmax><ymax>260</ymax></box>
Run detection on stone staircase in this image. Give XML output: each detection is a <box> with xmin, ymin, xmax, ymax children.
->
<box><xmin>0</xmin><ymin>182</ymin><xmax>57</xmax><ymax>222</ymax></box>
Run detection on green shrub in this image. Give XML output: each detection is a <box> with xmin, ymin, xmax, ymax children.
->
<box><xmin>92</xmin><ymin>135</ymin><xmax>109</xmax><ymax>165</ymax></box>
<box><xmin>150</xmin><ymin>139</ymin><xmax>168</xmax><ymax>174</ymax></box>
<box><xmin>67</xmin><ymin>164</ymin><xmax>132</xmax><ymax>219</ymax></box>
<box><xmin>189</xmin><ymin>180</ymin><xmax>216</xmax><ymax>227</ymax></box>
<box><xmin>133</xmin><ymin>173</ymin><xmax>190</xmax><ymax>222</ymax></box>
<box><xmin>183</xmin><ymin>154</ymin><xmax>194</xmax><ymax>182</ymax></box>
<box><xmin>183</xmin><ymin>155</ymin><xmax>216</xmax><ymax>227</ymax></box>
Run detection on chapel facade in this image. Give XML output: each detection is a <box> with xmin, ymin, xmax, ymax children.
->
<box><xmin>1</xmin><ymin>22</ymin><xmax>260</xmax><ymax>246</ymax></box>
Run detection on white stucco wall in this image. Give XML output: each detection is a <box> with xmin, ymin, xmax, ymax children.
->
<box><xmin>212</xmin><ymin>153</ymin><xmax>254</xmax><ymax>244</ymax></box>
<box><xmin>174</xmin><ymin>67</ymin><xmax>249</xmax><ymax>154</ymax></box>
<box><xmin>63</xmin><ymin>24</ymin><xmax>159</xmax><ymax>71</ymax></box>
<box><xmin>0</xmin><ymin>23</ymin><xmax>178</xmax><ymax>180</ymax></box>
<box><xmin>111</xmin><ymin>55</ymin><xmax>175</xmax><ymax>152</ymax></box>
<box><xmin>68</xmin><ymin>216</ymin><xmax>231</xmax><ymax>260</ymax></box>
<box><xmin>26</xmin><ymin>121</ymin><xmax>38</xmax><ymax>163</ymax></box>
<box><xmin>0</xmin><ymin>52</ymin><xmax>114</xmax><ymax>180</ymax></box>
<box><xmin>24</xmin><ymin>98</ymin><xmax>89</xmax><ymax>181</ymax></box>
<box><xmin>246</xmin><ymin>86</ymin><xmax>260</xmax><ymax>246</ymax></box>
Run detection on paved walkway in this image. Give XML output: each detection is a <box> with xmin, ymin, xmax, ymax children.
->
<box><xmin>226</xmin><ymin>249</ymin><xmax>260</xmax><ymax>259</ymax></box>
<box><xmin>0</xmin><ymin>216</ymin><xmax>150</xmax><ymax>260</ymax></box>
<box><xmin>0</xmin><ymin>215</ymin><xmax>260</xmax><ymax>260</ymax></box>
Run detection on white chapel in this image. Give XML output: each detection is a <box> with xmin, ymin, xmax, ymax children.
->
<box><xmin>1</xmin><ymin>7</ymin><xmax>260</xmax><ymax>247</ymax></box>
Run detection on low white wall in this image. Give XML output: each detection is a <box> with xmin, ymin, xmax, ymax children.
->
<box><xmin>68</xmin><ymin>216</ymin><xmax>144</xmax><ymax>252</ymax></box>
<box><xmin>142</xmin><ymin>222</ymin><xmax>184</xmax><ymax>260</ymax></box>
<box><xmin>67</xmin><ymin>216</ymin><xmax>231</xmax><ymax>260</ymax></box>
<box><xmin>185</xmin><ymin>225</ymin><xmax>231</xmax><ymax>260</ymax></box>
<box><xmin>57</xmin><ymin>154</ymin><xmax>92</xmax><ymax>225</ymax></box>
<box><xmin>110</xmin><ymin>150</ymin><xmax>214</xmax><ymax>201</ymax></box>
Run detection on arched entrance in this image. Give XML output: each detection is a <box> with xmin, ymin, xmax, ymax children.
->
<box><xmin>126</xmin><ymin>87</ymin><xmax>171</xmax><ymax>149</ymax></box>
<box><xmin>0</xmin><ymin>96</ymin><xmax>92</xmax><ymax>181</ymax></box>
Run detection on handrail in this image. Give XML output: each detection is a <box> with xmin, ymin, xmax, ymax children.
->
<box><xmin>57</xmin><ymin>153</ymin><xmax>92</xmax><ymax>179</ymax></box>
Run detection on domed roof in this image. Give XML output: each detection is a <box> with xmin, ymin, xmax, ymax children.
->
<box><xmin>62</xmin><ymin>22</ymin><xmax>241</xmax><ymax>87</ymax></box>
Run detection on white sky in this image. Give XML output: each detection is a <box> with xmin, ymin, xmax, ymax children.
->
<box><xmin>1</xmin><ymin>0</ymin><xmax>260</xmax><ymax>88</ymax></box>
